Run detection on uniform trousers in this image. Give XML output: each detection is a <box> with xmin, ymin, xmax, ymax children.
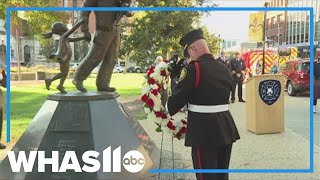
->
<box><xmin>0</xmin><ymin>106</ymin><xmax>3</xmax><ymax>142</ymax></box>
<box><xmin>0</xmin><ymin>90</ymin><xmax>3</xmax><ymax>142</ymax></box>
<box><xmin>231</xmin><ymin>77</ymin><xmax>243</xmax><ymax>101</ymax></box>
<box><xmin>191</xmin><ymin>144</ymin><xmax>233</xmax><ymax>180</ymax></box>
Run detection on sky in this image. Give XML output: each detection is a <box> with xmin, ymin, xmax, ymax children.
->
<box><xmin>201</xmin><ymin>0</ymin><xmax>265</xmax><ymax>42</ymax></box>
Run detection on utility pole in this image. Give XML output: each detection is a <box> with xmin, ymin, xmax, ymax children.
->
<box><xmin>277</xmin><ymin>21</ymin><xmax>280</xmax><ymax>67</ymax></box>
<box><xmin>262</xmin><ymin>2</ymin><xmax>268</xmax><ymax>75</ymax></box>
<box><xmin>15</xmin><ymin>20</ymin><xmax>21</xmax><ymax>81</ymax></box>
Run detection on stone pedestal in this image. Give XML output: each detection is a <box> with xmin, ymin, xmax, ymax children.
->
<box><xmin>0</xmin><ymin>92</ymin><xmax>158</xmax><ymax>180</ymax></box>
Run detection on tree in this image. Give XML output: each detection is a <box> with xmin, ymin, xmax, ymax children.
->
<box><xmin>39</xmin><ymin>38</ymin><xmax>58</xmax><ymax>59</ymax></box>
<box><xmin>120</xmin><ymin>0</ymin><xmax>220</xmax><ymax>67</ymax></box>
<box><xmin>0</xmin><ymin>0</ymin><xmax>69</xmax><ymax>39</ymax></box>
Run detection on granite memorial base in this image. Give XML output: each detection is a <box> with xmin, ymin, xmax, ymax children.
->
<box><xmin>0</xmin><ymin>92</ymin><xmax>159</xmax><ymax>180</ymax></box>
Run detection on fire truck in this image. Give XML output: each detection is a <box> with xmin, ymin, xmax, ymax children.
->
<box><xmin>242</xmin><ymin>49</ymin><xmax>276</xmax><ymax>77</ymax></box>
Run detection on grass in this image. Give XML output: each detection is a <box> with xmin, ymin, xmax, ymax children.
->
<box><xmin>2</xmin><ymin>73</ymin><xmax>146</xmax><ymax>142</ymax></box>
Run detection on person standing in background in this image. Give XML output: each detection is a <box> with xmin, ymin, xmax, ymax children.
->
<box><xmin>216</xmin><ymin>51</ymin><xmax>230</xmax><ymax>69</ymax></box>
<box><xmin>0</xmin><ymin>40</ymin><xmax>6</xmax><ymax>67</ymax></box>
<box><xmin>0</xmin><ymin>65</ymin><xmax>6</xmax><ymax>150</ymax></box>
<box><xmin>230</xmin><ymin>51</ymin><xmax>246</xmax><ymax>103</ymax></box>
<box><xmin>314</xmin><ymin>58</ymin><xmax>320</xmax><ymax>113</ymax></box>
<box><xmin>155</xmin><ymin>56</ymin><xmax>168</xmax><ymax>108</ymax></box>
<box><xmin>270</xmin><ymin>60</ymin><xmax>279</xmax><ymax>74</ymax></box>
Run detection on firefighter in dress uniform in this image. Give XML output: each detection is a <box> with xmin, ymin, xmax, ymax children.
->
<box><xmin>230</xmin><ymin>52</ymin><xmax>246</xmax><ymax>103</ymax></box>
<box><xmin>167</xmin><ymin>29</ymin><xmax>240</xmax><ymax>180</ymax></box>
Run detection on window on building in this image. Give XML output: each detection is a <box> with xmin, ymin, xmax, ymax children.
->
<box><xmin>279</xmin><ymin>34</ymin><xmax>282</xmax><ymax>45</ymax></box>
<box><xmin>279</xmin><ymin>14</ymin><xmax>283</xmax><ymax>27</ymax></box>
<box><xmin>64</xmin><ymin>0</ymin><xmax>68</xmax><ymax>7</ymax></box>
<box><xmin>271</xmin><ymin>17</ymin><xmax>275</xmax><ymax>29</ymax></box>
<box><xmin>227</xmin><ymin>41</ymin><xmax>231</xmax><ymax>48</ymax></box>
<box><xmin>288</xmin><ymin>36</ymin><xmax>291</xmax><ymax>44</ymax></box>
<box><xmin>22</xmin><ymin>20</ymin><xmax>30</xmax><ymax>36</ymax></box>
<box><xmin>73</xmin><ymin>0</ymin><xmax>77</xmax><ymax>7</ymax></box>
<box><xmin>305</xmin><ymin>33</ymin><xmax>309</xmax><ymax>42</ymax></box>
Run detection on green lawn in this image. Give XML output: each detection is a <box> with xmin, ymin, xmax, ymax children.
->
<box><xmin>3</xmin><ymin>73</ymin><xmax>145</xmax><ymax>142</ymax></box>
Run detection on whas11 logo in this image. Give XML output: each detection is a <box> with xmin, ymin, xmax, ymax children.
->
<box><xmin>8</xmin><ymin>146</ymin><xmax>145</xmax><ymax>173</ymax></box>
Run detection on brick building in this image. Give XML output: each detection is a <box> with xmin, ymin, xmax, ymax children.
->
<box><xmin>265</xmin><ymin>0</ymin><xmax>288</xmax><ymax>47</ymax></box>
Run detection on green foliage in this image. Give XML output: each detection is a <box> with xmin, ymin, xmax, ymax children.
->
<box><xmin>202</xmin><ymin>27</ymin><xmax>221</xmax><ymax>56</ymax></box>
<box><xmin>74</xmin><ymin>40</ymin><xmax>89</xmax><ymax>62</ymax></box>
<box><xmin>120</xmin><ymin>0</ymin><xmax>220</xmax><ymax>67</ymax></box>
<box><xmin>39</xmin><ymin>38</ymin><xmax>58</xmax><ymax>59</ymax></box>
<box><xmin>0</xmin><ymin>0</ymin><xmax>69</xmax><ymax>39</ymax></box>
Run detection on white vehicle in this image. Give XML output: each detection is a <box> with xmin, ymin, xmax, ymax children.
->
<box><xmin>113</xmin><ymin>64</ymin><xmax>125</xmax><ymax>73</ymax></box>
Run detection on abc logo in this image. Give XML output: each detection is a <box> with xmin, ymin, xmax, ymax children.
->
<box><xmin>122</xmin><ymin>150</ymin><xmax>145</xmax><ymax>173</ymax></box>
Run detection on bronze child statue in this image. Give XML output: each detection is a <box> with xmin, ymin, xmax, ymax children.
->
<box><xmin>42</xmin><ymin>17</ymin><xmax>90</xmax><ymax>94</ymax></box>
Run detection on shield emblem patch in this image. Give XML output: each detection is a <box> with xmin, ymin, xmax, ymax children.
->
<box><xmin>259</xmin><ymin>80</ymin><xmax>281</xmax><ymax>105</ymax></box>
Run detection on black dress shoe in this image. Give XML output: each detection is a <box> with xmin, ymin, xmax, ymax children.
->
<box><xmin>231</xmin><ymin>100</ymin><xmax>235</xmax><ymax>103</ymax></box>
<box><xmin>239</xmin><ymin>99</ymin><xmax>246</xmax><ymax>102</ymax></box>
<box><xmin>98</xmin><ymin>87</ymin><xmax>117</xmax><ymax>92</ymax></box>
<box><xmin>0</xmin><ymin>143</ymin><xmax>6</xmax><ymax>149</ymax></box>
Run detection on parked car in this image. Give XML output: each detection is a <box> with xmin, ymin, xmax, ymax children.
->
<box><xmin>127</xmin><ymin>66</ymin><xmax>136</xmax><ymax>73</ymax></box>
<box><xmin>127</xmin><ymin>66</ymin><xmax>147</xmax><ymax>73</ymax></box>
<box><xmin>70</xmin><ymin>63</ymin><xmax>79</xmax><ymax>68</ymax></box>
<box><xmin>280</xmin><ymin>59</ymin><xmax>315</xmax><ymax>96</ymax></box>
<box><xmin>113</xmin><ymin>64</ymin><xmax>125</xmax><ymax>73</ymax></box>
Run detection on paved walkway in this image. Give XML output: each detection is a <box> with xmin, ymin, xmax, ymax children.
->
<box><xmin>139</xmin><ymin>101</ymin><xmax>320</xmax><ymax>180</ymax></box>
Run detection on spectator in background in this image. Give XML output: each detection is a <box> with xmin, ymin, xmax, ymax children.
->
<box><xmin>155</xmin><ymin>56</ymin><xmax>168</xmax><ymax>108</ymax></box>
<box><xmin>0</xmin><ymin>65</ymin><xmax>6</xmax><ymax>150</ymax></box>
<box><xmin>0</xmin><ymin>40</ymin><xmax>6</xmax><ymax>67</ymax></box>
<box><xmin>217</xmin><ymin>51</ymin><xmax>230</xmax><ymax>69</ymax></box>
<box><xmin>230</xmin><ymin>52</ymin><xmax>246</xmax><ymax>103</ymax></box>
<box><xmin>314</xmin><ymin>58</ymin><xmax>320</xmax><ymax>113</ymax></box>
<box><xmin>155</xmin><ymin>55</ymin><xmax>163</xmax><ymax>65</ymax></box>
<box><xmin>270</xmin><ymin>61</ymin><xmax>279</xmax><ymax>74</ymax></box>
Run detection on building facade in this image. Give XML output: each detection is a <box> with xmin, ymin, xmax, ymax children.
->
<box><xmin>286</xmin><ymin>0</ymin><xmax>320</xmax><ymax>57</ymax></box>
<box><xmin>221</xmin><ymin>39</ymin><xmax>242</xmax><ymax>52</ymax></box>
<box><xmin>265</xmin><ymin>0</ymin><xmax>288</xmax><ymax>47</ymax></box>
<box><xmin>251</xmin><ymin>0</ymin><xmax>320</xmax><ymax>57</ymax></box>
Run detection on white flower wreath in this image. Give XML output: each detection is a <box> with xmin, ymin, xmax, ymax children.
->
<box><xmin>141</xmin><ymin>61</ymin><xmax>187</xmax><ymax>139</ymax></box>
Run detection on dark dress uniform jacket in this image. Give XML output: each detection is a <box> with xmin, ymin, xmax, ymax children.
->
<box><xmin>217</xmin><ymin>57</ymin><xmax>231</xmax><ymax>69</ymax></box>
<box><xmin>314</xmin><ymin>62</ymin><xmax>320</xmax><ymax>99</ymax></box>
<box><xmin>315</xmin><ymin>62</ymin><xmax>320</xmax><ymax>79</ymax></box>
<box><xmin>230</xmin><ymin>58</ymin><xmax>246</xmax><ymax>80</ymax></box>
<box><xmin>168</xmin><ymin>54</ymin><xmax>240</xmax><ymax>148</ymax></box>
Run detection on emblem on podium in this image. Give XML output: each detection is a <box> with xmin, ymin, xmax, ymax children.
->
<box><xmin>259</xmin><ymin>80</ymin><xmax>281</xmax><ymax>105</ymax></box>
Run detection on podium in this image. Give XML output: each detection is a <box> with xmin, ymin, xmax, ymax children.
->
<box><xmin>246</xmin><ymin>74</ymin><xmax>284</xmax><ymax>134</ymax></box>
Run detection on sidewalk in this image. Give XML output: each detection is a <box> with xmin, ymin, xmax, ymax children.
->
<box><xmin>138</xmin><ymin>102</ymin><xmax>320</xmax><ymax>180</ymax></box>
